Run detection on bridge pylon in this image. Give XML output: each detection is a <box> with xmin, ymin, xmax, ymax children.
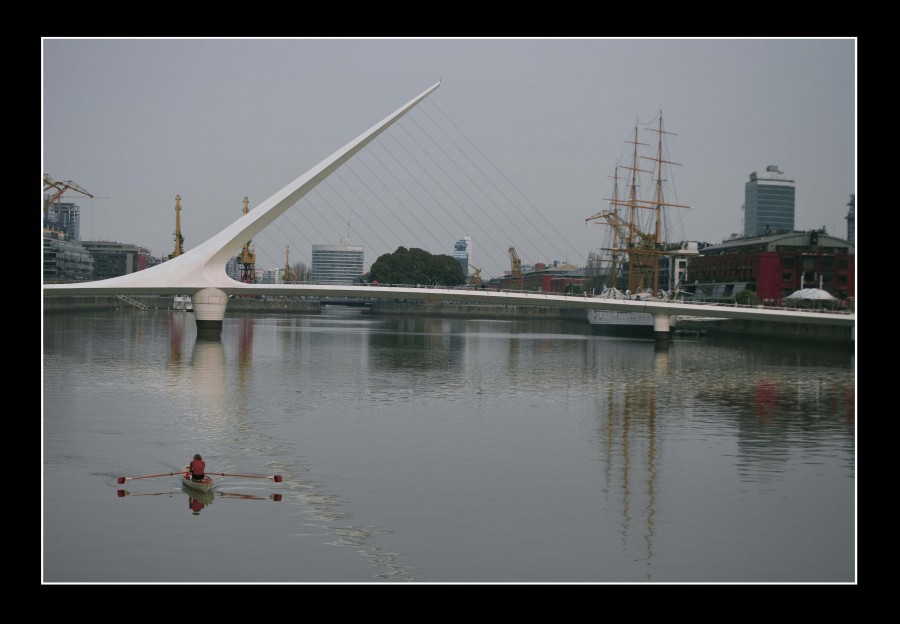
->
<box><xmin>43</xmin><ymin>82</ymin><xmax>442</xmax><ymax>335</ymax></box>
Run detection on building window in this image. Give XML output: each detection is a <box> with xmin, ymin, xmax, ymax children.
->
<box><xmin>781</xmin><ymin>257</ymin><xmax>796</xmax><ymax>268</ymax></box>
<box><xmin>782</xmin><ymin>273</ymin><xmax>793</xmax><ymax>282</ymax></box>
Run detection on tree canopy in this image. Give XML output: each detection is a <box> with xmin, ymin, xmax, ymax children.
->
<box><xmin>368</xmin><ymin>247</ymin><xmax>466</xmax><ymax>286</ymax></box>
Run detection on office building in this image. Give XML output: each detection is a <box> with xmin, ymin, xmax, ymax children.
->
<box><xmin>45</xmin><ymin>202</ymin><xmax>82</xmax><ymax>242</ymax></box>
<box><xmin>311</xmin><ymin>242</ymin><xmax>364</xmax><ymax>284</ymax></box>
<box><xmin>43</xmin><ymin>229</ymin><xmax>94</xmax><ymax>283</ymax></box>
<box><xmin>81</xmin><ymin>241</ymin><xmax>152</xmax><ymax>281</ymax></box>
<box><xmin>744</xmin><ymin>166</ymin><xmax>795</xmax><ymax>237</ymax></box>
<box><xmin>453</xmin><ymin>237</ymin><xmax>471</xmax><ymax>276</ymax></box>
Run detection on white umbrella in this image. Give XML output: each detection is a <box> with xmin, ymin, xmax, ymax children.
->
<box><xmin>785</xmin><ymin>288</ymin><xmax>838</xmax><ymax>301</ymax></box>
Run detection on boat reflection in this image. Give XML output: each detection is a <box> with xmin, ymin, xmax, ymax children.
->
<box><xmin>181</xmin><ymin>485</ymin><xmax>214</xmax><ymax>514</ymax></box>
<box><xmin>116</xmin><ymin>485</ymin><xmax>282</xmax><ymax>515</ymax></box>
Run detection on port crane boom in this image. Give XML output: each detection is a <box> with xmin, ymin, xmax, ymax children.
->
<box><xmin>43</xmin><ymin>174</ymin><xmax>93</xmax><ymax>210</ymax></box>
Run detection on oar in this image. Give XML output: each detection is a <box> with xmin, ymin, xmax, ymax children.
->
<box><xmin>207</xmin><ymin>472</ymin><xmax>283</xmax><ymax>482</ymax></box>
<box><xmin>117</xmin><ymin>471</ymin><xmax>180</xmax><ymax>484</ymax></box>
<box><xmin>117</xmin><ymin>489</ymin><xmax>173</xmax><ymax>497</ymax></box>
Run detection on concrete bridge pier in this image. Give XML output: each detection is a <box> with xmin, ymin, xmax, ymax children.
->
<box><xmin>192</xmin><ymin>288</ymin><xmax>229</xmax><ymax>336</ymax></box>
<box><xmin>653</xmin><ymin>312</ymin><xmax>672</xmax><ymax>346</ymax></box>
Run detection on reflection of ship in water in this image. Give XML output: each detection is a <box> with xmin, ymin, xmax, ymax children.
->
<box><xmin>593</xmin><ymin>339</ymin><xmax>662</xmax><ymax>580</ymax></box>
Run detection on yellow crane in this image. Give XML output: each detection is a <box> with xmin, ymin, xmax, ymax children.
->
<box><xmin>284</xmin><ymin>245</ymin><xmax>292</xmax><ymax>283</ymax></box>
<box><xmin>507</xmin><ymin>247</ymin><xmax>523</xmax><ymax>290</ymax></box>
<box><xmin>43</xmin><ymin>174</ymin><xmax>93</xmax><ymax>211</ymax></box>
<box><xmin>237</xmin><ymin>197</ymin><xmax>256</xmax><ymax>283</ymax></box>
<box><xmin>468</xmin><ymin>264</ymin><xmax>483</xmax><ymax>287</ymax></box>
<box><xmin>169</xmin><ymin>195</ymin><xmax>184</xmax><ymax>259</ymax></box>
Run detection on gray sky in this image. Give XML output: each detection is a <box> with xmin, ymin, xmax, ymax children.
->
<box><xmin>42</xmin><ymin>38</ymin><xmax>856</xmax><ymax>279</ymax></box>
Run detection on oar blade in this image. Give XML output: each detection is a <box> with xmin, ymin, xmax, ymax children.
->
<box><xmin>274</xmin><ymin>475</ymin><xmax>283</xmax><ymax>483</ymax></box>
<box><xmin>117</xmin><ymin>477</ymin><xmax>126</xmax><ymax>484</ymax></box>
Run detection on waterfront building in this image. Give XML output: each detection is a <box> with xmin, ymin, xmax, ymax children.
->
<box><xmin>683</xmin><ymin>230</ymin><xmax>854</xmax><ymax>305</ymax></box>
<box><xmin>744</xmin><ymin>166</ymin><xmax>795</xmax><ymax>237</ymax></box>
<box><xmin>499</xmin><ymin>261</ymin><xmax>584</xmax><ymax>293</ymax></box>
<box><xmin>258</xmin><ymin>268</ymin><xmax>285</xmax><ymax>284</ymax></box>
<box><xmin>45</xmin><ymin>202</ymin><xmax>82</xmax><ymax>242</ymax></box>
<box><xmin>225</xmin><ymin>256</ymin><xmax>239</xmax><ymax>281</ymax></box>
<box><xmin>311</xmin><ymin>242</ymin><xmax>364</xmax><ymax>284</ymax></box>
<box><xmin>845</xmin><ymin>194</ymin><xmax>855</xmax><ymax>246</ymax></box>
<box><xmin>81</xmin><ymin>241</ymin><xmax>152</xmax><ymax>281</ymax></box>
<box><xmin>43</xmin><ymin>229</ymin><xmax>94</xmax><ymax>283</ymax></box>
<box><xmin>453</xmin><ymin>237</ymin><xmax>471</xmax><ymax>277</ymax></box>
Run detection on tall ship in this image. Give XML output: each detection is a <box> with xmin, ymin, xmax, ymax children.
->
<box><xmin>585</xmin><ymin>111</ymin><xmax>697</xmax><ymax>336</ymax></box>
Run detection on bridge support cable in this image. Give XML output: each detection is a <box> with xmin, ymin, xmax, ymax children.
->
<box><xmin>44</xmin><ymin>83</ymin><xmax>443</xmax><ymax>332</ymax></box>
<box><xmin>426</xmin><ymin>101</ymin><xmax>587</xmax><ymax>267</ymax></box>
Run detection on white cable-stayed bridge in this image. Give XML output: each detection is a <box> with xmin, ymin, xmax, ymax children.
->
<box><xmin>43</xmin><ymin>82</ymin><xmax>855</xmax><ymax>340</ymax></box>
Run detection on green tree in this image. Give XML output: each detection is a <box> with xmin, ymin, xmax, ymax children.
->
<box><xmin>369</xmin><ymin>247</ymin><xmax>466</xmax><ymax>286</ymax></box>
<box><xmin>734</xmin><ymin>288</ymin><xmax>760</xmax><ymax>306</ymax></box>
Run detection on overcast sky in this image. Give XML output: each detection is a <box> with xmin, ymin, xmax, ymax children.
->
<box><xmin>42</xmin><ymin>38</ymin><xmax>856</xmax><ymax>279</ymax></box>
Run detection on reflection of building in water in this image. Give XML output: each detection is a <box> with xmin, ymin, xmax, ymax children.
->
<box><xmin>687</xmin><ymin>341</ymin><xmax>855</xmax><ymax>482</ymax></box>
<box><xmin>593</xmin><ymin>340</ymin><xmax>661</xmax><ymax>579</ymax></box>
<box><xmin>368</xmin><ymin>317</ymin><xmax>465</xmax><ymax>376</ymax></box>
<box><xmin>237</xmin><ymin>317</ymin><xmax>254</xmax><ymax>388</ymax></box>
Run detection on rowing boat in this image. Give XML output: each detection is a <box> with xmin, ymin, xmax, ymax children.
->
<box><xmin>181</xmin><ymin>466</ymin><xmax>215</xmax><ymax>492</ymax></box>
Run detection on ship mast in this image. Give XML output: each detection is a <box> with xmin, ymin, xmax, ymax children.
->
<box><xmin>643</xmin><ymin>111</ymin><xmax>680</xmax><ymax>295</ymax></box>
<box><xmin>609</xmin><ymin>166</ymin><xmax>621</xmax><ymax>288</ymax></box>
<box><xmin>586</xmin><ymin>112</ymin><xmax>690</xmax><ymax>296</ymax></box>
<box><xmin>624</xmin><ymin>123</ymin><xmax>651</xmax><ymax>293</ymax></box>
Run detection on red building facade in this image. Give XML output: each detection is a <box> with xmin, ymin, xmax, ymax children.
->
<box><xmin>684</xmin><ymin>231</ymin><xmax>854</xmax><ymax>306</ymax></box>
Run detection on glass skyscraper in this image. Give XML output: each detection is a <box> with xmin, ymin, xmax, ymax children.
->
<box><xmin>744</xmin><ymin>166</ymin><xmax>795</xmax><ymax>237</ymax></box>
<box><xmin>453</xmin><ymin>236</ymin><xmax>471</xmax><ymax>276</ymax></box>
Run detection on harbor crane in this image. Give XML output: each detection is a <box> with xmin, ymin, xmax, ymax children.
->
<box><xmin>507</xmin><ymin>247</ymin><xmax>523</xmax><ymax>290</ymax></box>
<box><xmin>43</xmin><ymin>174</ymin><xmax>93</xmax><ymax>211</ymax></box>
<box><xmin>468</xmin><ymin>264</ymin><xmax>483</xmax><ymax>288</ymax></box>
<box><xmin>284</xmin><ymin>245</ymin><xmax>293</xmax><ymax>283</ymax></box>
<box><xmin>237</xmin><ymin>196</ymin><xmax>256</xmax><ymax>283</ymax></box>
<box><xmin>169</xmin><ymin>195</ymin><xmax>185</xmax><ymax>259</ymax></box>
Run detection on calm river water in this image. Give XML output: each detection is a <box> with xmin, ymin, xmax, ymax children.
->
<box><xmin>42</xmin><ymin>306</ymin><xmax>856</xmax><ymax>583</ymax></box>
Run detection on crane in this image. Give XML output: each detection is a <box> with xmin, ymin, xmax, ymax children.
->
<box><xmin>237</xmin><ymin>196</ymin><xmax>256</xmax><ymax>283</ymax></box>
<box><xmin>468</xmin><ymin>264</ymin><xmax>483</xmax><ymax>288</ymax></box>
<box><xmin>507</xmin><ymin>247</ymin><xmax>522</xmax><ymax>290</ymax></box>
<box><xmin>169</xmin><ymin>195</ymin><xmax>185</xmax><ymax>259</ymax></box>
<box><xmin>43</xmin><ymin>174</ymin><xmax>93</xmax><ymax>211</ymax></box>
<box><xmin>586</xmin><ymin>208</ymin><xmax>663</xmax><ymax>294</ymax></box>
<box><xmin>284</xmin><ymin>245</ymin><xmax>292</xmax><ymax>283</ymax></box>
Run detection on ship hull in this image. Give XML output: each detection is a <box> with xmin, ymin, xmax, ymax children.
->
<box><xmin>587</xmin><ymin>310</ymin><xmax>676</xmax><ymax>337</ymax></box>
